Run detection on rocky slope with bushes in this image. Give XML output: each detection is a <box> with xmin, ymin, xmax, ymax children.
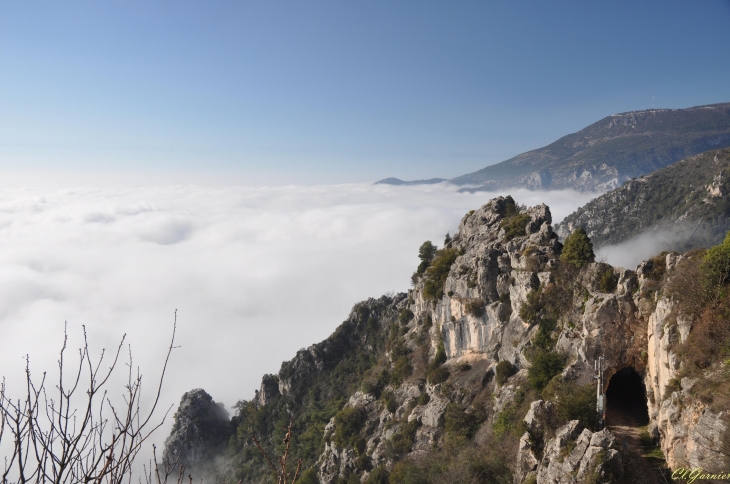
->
<box><xmin>163</xmin><ymin>196</ymin><xmax>730</xmax><ymax>484</ymax></box>
<box><xmin>556</xmin><ymin>147</ymin><xmax>730</xmax><ymax>251</ymax></box>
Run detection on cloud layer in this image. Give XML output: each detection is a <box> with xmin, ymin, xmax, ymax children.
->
<box><xmin>0</xmin><ymin>183</ymin><xmax>598</xmax><ymax>454</ymax></box>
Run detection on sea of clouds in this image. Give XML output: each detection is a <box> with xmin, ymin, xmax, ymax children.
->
<box><xmin>0</xmin><ymin>182</ymin><xmax>600</xmax><ymax>456</ymax></box>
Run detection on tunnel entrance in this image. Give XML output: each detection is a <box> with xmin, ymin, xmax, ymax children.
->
<box><xmin>605</xmin><ymin>367</ymin><xmax>649</xmax><ymax>427</ymax></box>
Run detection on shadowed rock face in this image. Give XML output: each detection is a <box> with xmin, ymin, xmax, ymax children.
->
<box><xmin>161</xmin><ymin>389</ymin><xmax>232</xmax><ymax>476</ymax></box>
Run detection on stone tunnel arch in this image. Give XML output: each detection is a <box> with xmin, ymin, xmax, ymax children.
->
<box><xmin>605</xmin><ymin>366</ymin><xmax>650</xmax><ymax>427</ymax></box>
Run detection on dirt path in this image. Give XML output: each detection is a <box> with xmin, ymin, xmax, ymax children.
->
<box><xmin>608</xmin><ymin>410</ymin><xmax>672</xmax><ymax>484</ymax></box>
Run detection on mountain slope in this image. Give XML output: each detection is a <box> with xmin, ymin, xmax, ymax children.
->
<box><xmin>453</xmin><ymin>103</ymin><xmax>730</xmax><ymax>191</ymax></box>
<box><xmin>377</xmin><ymin>103</ymin><xmax>730</xmax><ymax>192</ymax></box>
<box><xmin>163</xmin><ymin>197</ymin><xmax>730</xmax><ymax>483</ymax></box>
<box><xmin>555</xmin><ymin>147</ymin><xmax>730</xmax><ymax>250</ymax></box>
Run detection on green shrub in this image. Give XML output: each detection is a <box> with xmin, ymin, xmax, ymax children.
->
<box><xmin>392</xmin><ymin>355</ymin><xmax>413</xmax><ymax>385</ymax></box>
<box><xmin>417</xmin><ymin>241</ymin><xmax>438</xmax><ymax>275</ymax></box>
<box><xmin>528</xmin><ymin>351</ymin><xmax>566</xmax><ymax>390</ymax></box>
<box><xmin>365</xmin><ymin>466</ymin><xmax>390</xmax><ymax>484</ymax></box>
<box><xmin>423</xmin><ymin>248</ymin><xmax>460</xmax><ymax>300</ymax></box>
<box><xmin>399</xmin><ymin>308</ymin><xmax>415</xmax><ymax>324</ymax></box>
<box><xmin>298</xmin><ymin>467</ymin><xmax>319</xmax><ymax>484</ymax></box>
<box><xmin>519</xmin><ymin>288</ymin><xmax>542</xmax><ymax>322</ymax></box>
<box><xmin>444</xmin><ymin>403</ymin><xmax>484</xmax><ymax>440</ymax></box>
<box><xmin>362</xmin><ymin>368</ymin><xmax>389</xmax><ymax>398</ymax></box>
<box><xmin>500</xmin><ymin>213</ymin><xmax>531</xmax><ymax>241</ymax></box>
<box><xmin>389</xmin><ymin>460</ymin><xmax>429</xmax><ymax>484</ymax></box>
<box><xmin>532</xmin><ymin>318</ymin><xmax>557</xmax><ymax>353</ymax></box>
<box><xmin>560</xmin><ymin>228</ymin><xmax>595</xmax><ymax>268</ymax></box>
<box><xmin>427</xmin><ymin>366</ymin><xmax>450</xmax><ymax>384</ymax></box>
<box><xmin>701</xmin><ymin>232</ymin><xmax>730</xmax><ymax>297</ymax></box>
<box><xmin>496</xmin><ymin>360</ymin><xmax>517</xmax><ymax>385</ymax></box>
<box><xmin>503</xmin><ymin>196</ymin><xmax>518</xmax><ymax>218</ymax></box>
<box><xmin>433</xmin><ymin>338</ymin><xmax>447</xmax><ymax>366</ymax></box>
<box><xmin>598</xmin><ymin>267</ymin><xmax>617</xmax><ymax>293</ymax></box>
<box><xmin>644</xmin><ymin>253</ymin><xmax>668</xmax><ymax>281</ymax></box>
<box><xmin>427</xmin><ymin>336</ymin><xmax>450</xmax><ymax>384</ymax></box>
<box><xmin>417</xmin><ymin>393</ymin><xmax>430</xmax><ymax>406</ymax></box>
<box><xmin>543</xmin><ymin>378</ymin><xmax>598</xmax><ymax>430</ymax></box>
<box><xmin>333</xmin><ymin>407</ymin><xmax>366</xmax><ymax>447</ymax></box>
<box><xmin>493</xmin><ymin>406</ymin><xmax>526</xmax><ymax>440</ymax></box>
<box><xmin>383</xmin><ymin>390</ymin><xmax>398</xmax><ymax>413</ymax></box>
<box><xmin>388</xmin><ymin>420</ymin><xmax>420</xmax><ymax>457</ymax></box>
<box><xmin>466</xmin><ymin>299</ymin><xmax>486</xmax><ymax>317</ymax></box>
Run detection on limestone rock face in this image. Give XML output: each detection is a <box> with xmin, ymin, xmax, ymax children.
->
<box><xmin>411</xmin><ymin>197</ymin><xmax>649</xmax><ymax>388</ymax></box>
<box><xmin>409</xmin><ymin>198</ymin><xmax>563</xmax><ymax>372</ymax></box>
<box><xmin>644</xmin><ymin>274</ymin><xmax>728</xmax><ymax>471</ymax></box>
<box><xmin>407</xmin><ymin>197</ymin><xmax>726</xmax><ymax>478</ymax></box>
<box><xmin>254</xmin><ymin>373</ymin><xmax>280</xmax><ymax>407</ymax></box>
<box><xmin>162</xmin><ymin>389</ymin><xmax>232</xmax><ymax>475</ymax></box>
<box><xmin>535</xmin><ymin>421</ymin><xmax>622</xmax><ymax>484</ymax></box>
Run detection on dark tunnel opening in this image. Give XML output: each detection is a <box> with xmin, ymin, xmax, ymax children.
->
<box><xmin>605</xmin><ymin>367</ymin><xmax>650</xmax><ymax>427</ymax></box>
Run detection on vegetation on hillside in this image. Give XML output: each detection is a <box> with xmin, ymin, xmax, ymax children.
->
<box><xmin>558</xmin><ymin>147</ymin><xmax>730</xmax><ymax>249</ymax></box>
<box><xmin>226</xmin><ymin>296</ymin><xmax>406</xmax><ymax>483</ymax></box>
<box><xmin>659</xmin><ymin>235</ymin><xmax>730</xmax><ymax>462</ymax></box>
<box><xmin>422</xmin><ymin>248</ymin><xmax>459</xmax><ymax>301</ymax></box>
<box><xmin>665</xmin><ymin>237</ymin><xmax>730</xmax><ymax>413</ymax></box>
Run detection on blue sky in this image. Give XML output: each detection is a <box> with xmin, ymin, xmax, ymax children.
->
<box><xmin>1</xmin><ymin>1</ymin><xmax>729</xmax><ymax>184</ymax></box>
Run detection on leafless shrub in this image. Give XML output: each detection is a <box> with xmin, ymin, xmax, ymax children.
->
<box><xmin>0</xmin><ymin>315</ymin><xmax>179</xmax><ymax>484</ymax></box>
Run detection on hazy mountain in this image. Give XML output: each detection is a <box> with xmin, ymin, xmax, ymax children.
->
<box><xmin>378</xmin><ymin>103</ymin><xmax>730</xmax><ymax>192</ymax></box>
<box><xmin>375</xmin><ymin>177</ymin><xmax>447</xmax><ymax>186</ymax></box>
<box><xmin>556</xmin><ymin>147</ymin><xmax>730</xmax><ymax>251</ymax></box>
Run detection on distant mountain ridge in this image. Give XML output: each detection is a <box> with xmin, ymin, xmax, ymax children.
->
<box><xmin>555</xmin><ymin>147</ymin><xmax>730</xmax><ymax>250</ymax></box>
<box><xmin>377</xmin><ymin>103</ymin><xmax>730</xmax><ymax>192</ymax></box>
<box><xmin>375</xmin><ymin>177</ymin><xmax>447</xmax><ymax>186</ymax></box>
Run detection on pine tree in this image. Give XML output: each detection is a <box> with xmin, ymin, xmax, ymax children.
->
<box><xmin>417</xmin><ymin>241</ymin><xmax>438</xmax><ymax>274</ymax></box>
<box><xmin>560</xmin><ymin>228</ymin><xmax>595</xmax><ymax>268</ymax></box>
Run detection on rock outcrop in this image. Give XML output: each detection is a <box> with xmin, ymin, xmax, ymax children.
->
<box><xmin>643</xmin><ymin>263</ymin><xmax>729</xmax><ymax>471</ymax></box>
<box><xmin>409</xmin><ymin>197</ymin><xmax>647</xmax><ymax>388</ymax></box>
<box><xmin>161</xmin><ymin>389</ymin><xmax>232</xmax><ymax>476</ymax></box>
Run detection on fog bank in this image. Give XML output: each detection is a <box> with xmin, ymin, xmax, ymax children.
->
<box><xmin>0</xmin><ymin>183</ymin><xmax>597</xmax><ymax>453</ymax></box>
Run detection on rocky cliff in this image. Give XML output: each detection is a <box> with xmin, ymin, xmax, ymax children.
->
<box><xmin>161</xmin><ymin>389</ymin><xmax>232</xmax><ymax>478</ymax></box>
<box><xmin>163</xmin><ymin>197</ymin><xmax>729</xmax><ymax>484</ymax></box>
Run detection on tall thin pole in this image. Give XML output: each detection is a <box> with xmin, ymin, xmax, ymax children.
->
<box><xmin>595</xmin><ymin>356</ymin><xmax>605</xmax><ymax>429</ymax></box>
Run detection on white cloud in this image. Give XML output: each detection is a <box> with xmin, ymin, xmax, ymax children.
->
<box><xmin>596</xmin><ymin>226</ymin><xmax>702</xmax><ymax>270</ymax></box>
<box><xmin>0</xmin><ymin>182</ymin><xmax>598</xmax><ymax>458</ymax></box>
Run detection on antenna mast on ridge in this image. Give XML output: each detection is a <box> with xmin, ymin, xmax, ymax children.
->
<box><xmin>595</xmin><ymin>356</ymin><xmax>606</xmax><ymax>429</ymax></box>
